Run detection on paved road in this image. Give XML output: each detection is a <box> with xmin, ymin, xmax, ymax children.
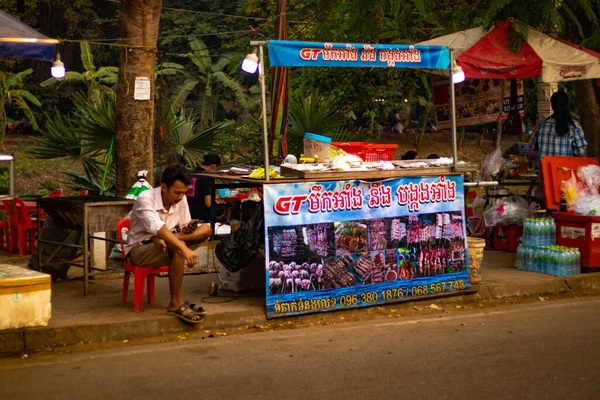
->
<box><xmin>1</xmin><ymin>297</ymin><xmax>599</xmax><ymax>400</ymax></box>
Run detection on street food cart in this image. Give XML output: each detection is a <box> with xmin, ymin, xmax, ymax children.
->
<box><xmin>205</xmin><ymin>40</ymin><xmax>484</xmax><ymax>318</ymax></box>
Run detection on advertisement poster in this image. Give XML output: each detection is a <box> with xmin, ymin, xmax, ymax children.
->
<box><xmin>263</xmin><ymin>175</ymin><xmax>470</xmax><ymax>318</ymax></box>
<box><xmin>432</xmin><ymin>77</ymin><xmax>524</xmax><ymax>130</ymax></box>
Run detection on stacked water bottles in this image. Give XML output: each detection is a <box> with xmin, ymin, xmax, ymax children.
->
<box><xmin>516</xmin><ymin>218</ymin><xmax>581</xmax><ymax>276</ymax></box>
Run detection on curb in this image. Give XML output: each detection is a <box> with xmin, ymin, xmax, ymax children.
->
<box><xmin>3</xmin><ymin>275</ymin><xmax>600</xmax><ymax>354</ymax></box>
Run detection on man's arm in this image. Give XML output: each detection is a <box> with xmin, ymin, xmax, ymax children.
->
<box><xmin>156</xmin><ymin>225</ymin><xmax>198</xmax><ymax>265</ymax></box>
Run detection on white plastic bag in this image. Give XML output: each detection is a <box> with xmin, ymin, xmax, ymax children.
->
<box><xmin>481</xmin><ymin>148</ymin><xmax>506</xmax><ymax>180</ymax></box>
<box><xmin>483</xmin><ymin>195</ymin><xmax>534</xmax><ymax>227</ymax></box>
<box><xmin>576</xmin><ymin>165</ymin><xmax>600</xmax><ymax>197</ymax></box>
<box><xmin>572</xmin><ymin>195</ymin><xmax>600</xmax><ymax>216</ymax></box>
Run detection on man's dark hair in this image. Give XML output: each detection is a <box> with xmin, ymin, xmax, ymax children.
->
<box><xmin>550</xmin><ymin>90</ymin><xmax>575</xmax><ymax>137</ymax></box>
<box><xmin>161</xmin><ymin>165</ymin><xmax>192</xmax><ymax>188</ymax></box>
<box><xmin>203</xmin><ymin>152</ymin><xmax>221</xmax><ymax>167</ymax></box>
<box><xmin>426</xmin><ymin>153</ymin><xmax>440</xmax><ymax>159</ymax></box>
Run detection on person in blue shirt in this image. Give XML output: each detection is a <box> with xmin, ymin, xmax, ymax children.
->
<box><xmin>529</xmin><ymin>91</ymin><xmax>587</xmax><ymax>160</ymax></box>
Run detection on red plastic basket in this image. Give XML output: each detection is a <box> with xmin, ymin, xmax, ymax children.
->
<box><xmin>332</xmin><ymin>142</ymin><xmax>398</xmax><ymax>161</ymax></box>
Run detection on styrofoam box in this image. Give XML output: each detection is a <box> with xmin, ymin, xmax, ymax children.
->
<box><xmin>0</xmin><ymin>265</ymin><xmax>51</xmax><ymax>330</ymax></box>
<box><xmin>219</xmin><ymin>256</ymin><xmax>265</xmax><ymax>292</ymax></box>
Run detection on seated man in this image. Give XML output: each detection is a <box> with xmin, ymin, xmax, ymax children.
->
<box><xmin>125</xmin><ymin>165</ymin><xmax>212</xmax><ymax>323</ymax></box>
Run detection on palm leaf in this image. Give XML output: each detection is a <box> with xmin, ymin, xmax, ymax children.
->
<box><xmin>170</xmin><ymin>79</ymin><xmax>199</xmax><ymax>111</ymax></box>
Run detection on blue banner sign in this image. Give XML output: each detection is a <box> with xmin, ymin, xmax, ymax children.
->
<box><xmin>267</xmin><ymin>40</ymin><xmax>450</xmax><ymax>69</ymax></box>
<box><xmin>264</xmin><ymin>175</ymin><xmax>470</xmax><ymax>318</ymax></box>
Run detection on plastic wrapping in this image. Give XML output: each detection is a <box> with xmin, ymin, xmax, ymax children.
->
<box><xmin>483</xmin><ymin>195</ymin><xmax>534</xmax><ymax>227</ymax></box>
<box><xmin>572</xmin><ymin>195</ymin><xmax>600</xmax><ymax>216</ymax></box>
<box><xmin>561</xmin><ymin>171</ymin><xmax>580</xmax><ymax>209</ymax></box>
<box><xmin>576</xmin><ymin>165</ymin><xmax>600</xmax><ymax>197</ymax></box>
<box><xmin>481</xmin><ymin>148</ymin><xmax>506</xmax><ymax>180</ymax></box>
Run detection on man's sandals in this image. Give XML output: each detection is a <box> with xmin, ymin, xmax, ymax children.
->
<box><xmin>168</xmin><ymin>302</ymin><xmax>207</xmax><ymax>324</ymax></box>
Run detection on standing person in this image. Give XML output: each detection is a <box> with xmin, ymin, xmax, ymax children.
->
<box><xmin>125</xmin><ymin>165</ymin><xmax>212</xmax><ymax>324</ymax></box>
<box><xmin>189</xmin><ymin>153</ymin><xmax>222</xmax><ymax>222</ymax></box>
<box><xmin>529</xmin><ymin>91</ymin><xmax>587</xmax><ymax>160</ymax></box>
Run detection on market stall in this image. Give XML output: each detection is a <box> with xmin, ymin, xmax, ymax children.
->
<box><xmin>206</xmin><ymin>40</ymin><xmax>489</xmax><ymax>318</ymax></box>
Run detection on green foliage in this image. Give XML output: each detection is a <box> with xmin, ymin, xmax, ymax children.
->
<box><xmin>212</xmin><ymin>117</ymin><xmax>265</xmax><ymax>166</ymax></box>
<box><xmin>0</xmin><ymin>69</ymin><xmax>41</xmax><ymax>150</ymax></box>
<box><xmin>40</xmin><ymin>41</ymin><xmax>119</xmax><ymax>102</ymax></box>
<box><xmin>170</xmin><ymin>37</ymin><xmax>249</xmax><ymax>129</ymax></box>
<box><xmin>169</xmin><ymin>110</ymin><xmax>234</xmax><ymax>167</ymax></box>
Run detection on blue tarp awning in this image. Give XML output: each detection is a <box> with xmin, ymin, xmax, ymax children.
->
<box><xmin>0</xmin><ymin>9</ymin><xmax>58</xmax><ymax>62</ymax></box>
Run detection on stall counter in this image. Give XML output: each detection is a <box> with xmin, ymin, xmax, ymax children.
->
<box><xmin>200</xmin><ymin>168</ymin><xmax>476</xmax><ymax>318</ymax></box>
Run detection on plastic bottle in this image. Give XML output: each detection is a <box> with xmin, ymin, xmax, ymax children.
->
<box><xmin>523</xmin><ymin>219</ymin><xmax>529</xmax><ymax>246</ymax></box>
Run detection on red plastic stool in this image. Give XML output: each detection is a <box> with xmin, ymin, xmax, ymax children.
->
<box><xmin>117</xmin><ymin>218</ymin><xmax>169</xmax><ymax>312</ymax></box>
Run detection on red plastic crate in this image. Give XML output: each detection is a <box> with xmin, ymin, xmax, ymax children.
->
<box><xmin>332</xmin><ymin>142</ymin><xmax>369</xmax><ymax>155</ymax></box>
<box><xmin>332</xmin><ymin>142</ymin><xmax>398</xmax><ymax>161</ymax></box>
<box><xmin>493</xmin><ymin>225</ymin><xmax>523</xmax><ymax>252</ymax></box>
<box><xmin>554</xmin><ymin>212</ymin><xmax>600</xmax><ymax>268</ymax></box>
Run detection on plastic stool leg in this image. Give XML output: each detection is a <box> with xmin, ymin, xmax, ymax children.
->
<box><xmin>18</xmin><ymin>227</ymin><xmax>25</xmax><ymax>256</ymax></box>
<box><xmin>122</xmin><ymin>271</ymin><xmax>130</xmax><ymax>304</ymax></box>
<box><xmin>133</xmin><ymin>269</ymin><xmax>146</xmax><ymax>312</ymax></box>
<box><xmin>147</xmin><ymin>274</ymin><xmax>155</xmax><ymax>304</ymax></box>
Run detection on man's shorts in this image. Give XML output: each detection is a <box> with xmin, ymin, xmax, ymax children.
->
<box><xmin>128</xmin><ymin>242</ymin><xmax>173</xmax><ymax>268</ymax></box>
<box><xmin>128</xmin><ymin>242</ymin><xmax>201</xmax><ymax>268</ymax></box>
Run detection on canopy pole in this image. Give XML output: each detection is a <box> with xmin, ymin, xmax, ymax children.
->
<box><xmin>449</xmin><ymin>51</ymin><xmax>458</xmax><ymax>171</ymax></box>
<box><xmin>253</xmin><ymin>41</ymin><xmax>270</xmax><ymax>181</ymax></box>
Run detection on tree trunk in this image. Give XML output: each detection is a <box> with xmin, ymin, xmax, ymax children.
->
<box><xmin>574</xmin><ymin>80</ymin><xmax>600</xmax><ymax>159</ymax></box>
<box><xmin>115</xmin><ymin>0</ymin><xmax>162</xmax><ymax>197</ymax></box>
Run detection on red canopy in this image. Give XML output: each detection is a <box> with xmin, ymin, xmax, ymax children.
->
<box><xmin>420</xmin><ymin>20</ymin><xmax>600</xmax><ymax>83</ymax></box>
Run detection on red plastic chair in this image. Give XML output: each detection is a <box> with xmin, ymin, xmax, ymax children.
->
<box><xmin>38</xmin><ymin>188</ymin><xmax>64</xmax><ymax>221</ymax></box>
<box><xmin>49</xmin><ymin>188</ymin><xmax>64</xmax><ymax>198</ymax></box>
<box><xmin>2</xmin><ymin>199</ymin><xmax>38</xmax><ymax>255</ymax></box>
<box><xmin>0</xmin><ymin>219</ymin><xmax>9</xmax><ymax>251</ymax></box>
<box><xmin>78</xmin><ymin>190</ymin><xmax>89</xmax><ymax>196</ymax></box>
<box><xmin>117</xmin><ymin>217</ymin><xmax>169</xmax><ymax>312</ymax></box>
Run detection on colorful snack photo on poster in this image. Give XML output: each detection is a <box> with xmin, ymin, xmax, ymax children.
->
<box><xmin>267</xmin><ymin>259</ymin><xmax>324</xmax><ymax>295</ymax></box>
<box><xmin>334</xmin><ymin>221</ymin><xmax>367</xmax><ymax>256</ymax></box>
<box><xmin>304</xmin><ymin>223</ymin><xmax>335</xmax><ymax>259</ymax></box>
<box><xmin>367</xmin><ymin>219</ymin><xmax>389</xmax><ymax>251</ymax></box>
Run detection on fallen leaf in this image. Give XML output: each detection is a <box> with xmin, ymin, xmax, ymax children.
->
<box><xmin>340</xmin><ymin>317</ymin><xmax>345</xmax><ymax>320</ymax></box>
<box><xmin>204</xmin><ymin>330</ymin><xmax>211</xmax><ymax>333</ymax></box>
<box><xmin>177</xmin><ymin>335</ymin><xmax>187</xmax><ymax>340</ymax></box>
<box><xmin>455</xmin><ymin>305</ymin><xmax>464</xmax><ymax>309</ymax></box>
<box><xmin>391</xmin><ymin>309</ymin><xmax>397</xmax><ymax>313</ymax></box>
<box><xmin>122</xmin><ymin>340</ymin><xmax>128</xmax><ymax>343</ymax></box>
<box><xmin>428</xmin><ymin>304</ymin><xmax>441</xmax><ymax>310</ymax></box>
<box><xmin>538</xmin><ymin>297</ymin><xmax>546</xmax><ymax>302</ymax></box>
<box><xmin>414</xmin><ymin>306</ymin><xmax>423</xmax><ymax>311</ymax></box>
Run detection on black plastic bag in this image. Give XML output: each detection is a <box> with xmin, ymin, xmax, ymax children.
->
<box><xmin>216</xmin><ymin>200</ymin><xmax>264</xmax><ymax>273</ymax></box>
<box><xmin>28</xmin><ymin>216</ymin><xmax>81</xmax><ymax>280</ymax></box>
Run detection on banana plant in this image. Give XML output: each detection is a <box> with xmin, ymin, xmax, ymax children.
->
<box><xmin>41</xmin><ymin>42</ymin><xmax>118</xmax><ymax>102</ymax></box>
<box><xmin>0</xmin><ymin>69</ymin><xmax>41</xmax><ymax>151</ymax></box>
<box><xmin>170</xmin><ymin>37</ymin><xmax>249</xmax><ymax>129</ymax></box>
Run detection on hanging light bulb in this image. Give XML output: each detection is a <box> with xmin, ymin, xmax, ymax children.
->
<box><xmin>241</xmin><ymin>49</ymin><xmax>259</xmax><ymax>74</ymax></box>
<box><xmin>452</xmin><ymin>61</ymin><xmax>465</xmax><ymax>84</ymax></box>
<box><xmin>51</xmin><ymin>52</ymin><xmax>66</xmax><ymax>79</ymax></box>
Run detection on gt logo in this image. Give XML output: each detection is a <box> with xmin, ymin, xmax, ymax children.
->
<box><xmin>274</xmin><ymin>195</ymin><xmax>308</xmax><ymax>215</ymax></box>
